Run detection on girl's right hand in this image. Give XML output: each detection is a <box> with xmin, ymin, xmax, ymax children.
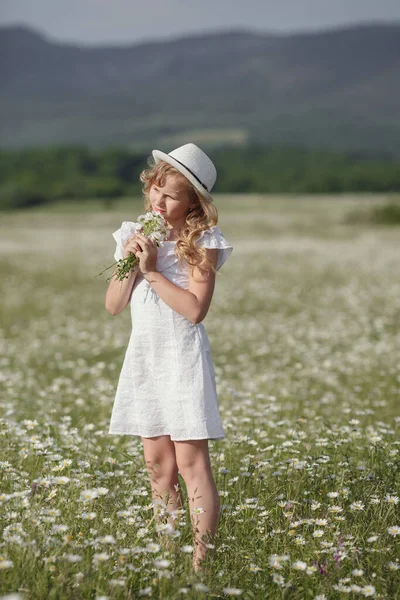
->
<box><xmin>122</xmin><ymin>236</ymin><xmax>141</xmax><ymax>260</ymax></box>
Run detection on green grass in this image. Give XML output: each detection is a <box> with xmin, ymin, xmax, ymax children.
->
<box><xmin>1</xmin><ymin>194</ymin><xmax>399</xmax><ymax>599</ymax></box>
<box><xmin>344</xmin><ymin>196</ymin><xmax>400</xmax><ymax>226</ymax></box>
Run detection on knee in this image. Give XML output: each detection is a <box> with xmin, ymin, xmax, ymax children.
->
<box><xmin>145</xmin><ymin>456</ymin><xmax>179</xmax><ymax>483</ymax></box>
<box><xmin>176</xmin><ymin>457</ymin><xmax>211</xmax><ymax>482</ymax></box>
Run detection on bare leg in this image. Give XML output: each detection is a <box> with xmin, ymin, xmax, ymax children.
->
<box><xmin>187</xmin><ymin>472</ymin><xmax>220</xmax><ymax>571</ymax></box>
<box><xmin>141</xmin><ymin>435</ymin><xmax>185</xmax><ymax>549</ymax></box>
<box><xmin>174</xmin><ymin>439</ymin><xmax>220</xmax><ymax>572</ymax></box>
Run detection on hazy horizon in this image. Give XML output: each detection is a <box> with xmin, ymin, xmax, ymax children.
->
<box><xmin>1</xmin><ymin>0</ymin><xmax>400</xmax><ymax>46</ymax></box>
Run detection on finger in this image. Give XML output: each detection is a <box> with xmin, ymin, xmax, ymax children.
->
<box><xmin>140</xmin><ymin>235</ymin><xmax>155</xmax><ymax>245</ymax></box>
<box><xmin>135</xmin><ymin>237</ymin><xmax>151</xmax><ymax>247</ymax></box>
<box><xmin>133</xmin><ymin>233</ymin><xmax>156</xmax><ymax>249</ymax></box>
<box><xmin>135</xmin><ymin>232</ymin><xmax>152</xmax><ymax>242</ymax></box>
<box><xmin>134</xmin><ymin>236</ymin><xmax>146</xmax><ymax>246</ymax></box>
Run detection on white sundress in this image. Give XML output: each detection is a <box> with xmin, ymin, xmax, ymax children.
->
<box><xmin>108</xmin><ymin>221</ymin><xmax>233</xmax><ymax>441</ymax></box>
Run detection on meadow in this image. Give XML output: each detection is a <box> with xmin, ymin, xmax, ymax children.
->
<box><xmin>0</xmin><ymin>194</ymin><xmax>399</xmax><ymax>599</ymax></box>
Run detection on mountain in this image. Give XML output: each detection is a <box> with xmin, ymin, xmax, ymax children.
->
<box><xmin>1</xmin><ymin>23</ymin><xmax>400</xmax><ymax>154</ymax></box>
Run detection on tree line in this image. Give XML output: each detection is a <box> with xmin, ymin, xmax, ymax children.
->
<box><xmin>1</xmin><ymin>144</ymin><xmax>400</xmax><ymax>210</ymax></box>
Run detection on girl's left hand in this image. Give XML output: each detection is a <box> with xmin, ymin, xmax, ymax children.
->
<box><xmin>131</xmin><ymin>232</ymin><xmax>158</xmax><ymax>274</ymax></box>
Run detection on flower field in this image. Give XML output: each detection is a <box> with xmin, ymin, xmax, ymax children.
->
<box><xmin>0</xmin><ymin>194</ymin><xmax>399</xmax><ymax>599</ymax></box>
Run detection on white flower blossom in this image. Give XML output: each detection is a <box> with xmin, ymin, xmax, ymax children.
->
<box><xmin>388</xmin><ymin>526</ymin><xmax>400</xmax><ymax>537</ymax></box>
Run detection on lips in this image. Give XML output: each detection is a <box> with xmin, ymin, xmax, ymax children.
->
<box><xmin>154</xmin><ymin>207</ymin><xmax>166</xmax><ymax>214</ymax></box>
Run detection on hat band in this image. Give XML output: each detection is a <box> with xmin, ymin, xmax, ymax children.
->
<box><xmin>170</xmin><ymin>156</ymin><xmax>209</xmax><ymax>192</ymax></box>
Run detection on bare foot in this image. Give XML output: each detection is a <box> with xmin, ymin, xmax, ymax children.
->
<box><xmin>193</xmin><ymin>561</ymin><xmax>205</xmax><ymax>574</ymax></box>
<box><xmin>193</xmin><ymin>553</ymin><xmax>206</xmax><ymax>574</ymax></box>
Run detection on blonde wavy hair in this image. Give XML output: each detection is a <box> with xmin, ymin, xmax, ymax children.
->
<box><xmin>139</xmin><ymin>156</ymin><xmax>219</xmax><ymax>280</ymax></box>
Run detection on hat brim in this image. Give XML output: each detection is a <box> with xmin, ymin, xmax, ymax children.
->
<box><xmin>152</xmin><ymin>149</ymin><xmax>214</xmax><ymax>203</ymax></box>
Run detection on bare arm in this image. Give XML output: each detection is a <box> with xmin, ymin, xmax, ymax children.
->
<box><xmin>105</xmin><ymin>233</ymin><xmax>142</xmax><ymax>315</ymax></box>
<box><xmin>143</xmin><ymin>248</ymin><xmax>218</xmax><ymax>324</ymax></box>
<box><xmin>105</xmin><ymin>263</ymin><xmax>140</xmax><ymax>315</ymax></box>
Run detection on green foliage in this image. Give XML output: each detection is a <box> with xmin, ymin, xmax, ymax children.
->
<box><xmin>1</xmin><ymin>144</ymin><xmax>400</xmax><ymax>210</ymax></box>
<box><xmin>343</xmin><ymin>198</ymin><xmax>400</xmax><ymax>226</ymax></box>
<box><xmin>0</xmin><ymin>181</ymin><xmax>51</xmax><ymax>210</ymax></box>
<box><xmin>369</xmin><ymin>200</ymin><xmax>400</xmax><ymax>225</ymax></box>
<box><xmin>1</xmin><ymin>199</ymin><xmax>400</xmax><ymax>597</ymax></box>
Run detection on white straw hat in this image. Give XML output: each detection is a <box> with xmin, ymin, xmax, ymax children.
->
<box><xmin>152</xmin><ymin>143</ymin><xmax>217</xmax><ymax>203</ymax></box>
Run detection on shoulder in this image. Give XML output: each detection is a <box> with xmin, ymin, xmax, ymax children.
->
<box><xmin>195</xmin><ymin>225</ymin><xmax>222</xmax><ymax>246</ymax></box>
<box><xmin>194</xmin><ymin>226</ymin><xmax>233</xmax><ymax>272</ymax></box>
<box><xmin>113</xmin><ymin>221</ymin><xmax>140</xmax><ymax>244</ymax></box>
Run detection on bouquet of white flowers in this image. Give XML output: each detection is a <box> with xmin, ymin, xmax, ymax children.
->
<box><xmin>97</xmin><ymin>210</ymin><xmax>169</xmax><ymax>283</ymax></box>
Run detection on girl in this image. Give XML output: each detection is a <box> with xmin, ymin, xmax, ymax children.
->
<box><xmin>105</xmin><ymin>143</ymin><xmax>233</xmax><ymax>572</ymax></box>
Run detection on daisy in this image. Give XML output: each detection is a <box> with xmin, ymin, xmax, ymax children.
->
<box><xmin>64</xmin><ymin>554</ymin><xmax>82</xmax><ymax>563</ymax></box>
<box><xmin>268</xmin><ymin>554</ymin><xmax>290</xmax><ymax>569</ymax></box>
<box><xmin>80</xmin><ymin>512</ymin><xmax>96</xmax><ymax>520</ymax></box>
<box><xmin>54</xmin><ymin>476</ymin><xmax>70</xmax><ymax>485</ymax></box>
<box><xmin>367</xmin><ymin>535</ymin><xmax>378</xmax><ymax>543</ymax></box>
<box><xmin>328</xmin><ymin>505</ymin><xmax>343</xmax><ymax>513</ymax></box>
<box><xmin>272</xmin><ymin>573</ymin><xmax>285</xmax><ymax>586</ymax></box>
<box><xmin>180</xmin><ymin>545</ymin><xmax>194</xmax><ymax>553</ymax></box>
<box><xmin>294</xmin><ymin>536</ymin><xmax>306</xmax><ymax>545</ymax></box>
<box><xmin>292</xmin><ymin>560</ymin><xmax>307</xmax><ymax>571</ymax></box>
<box><xmin>313</xmin><ymin>529</ymin><xmax>325</xmax><ymax>538</ymax></box>
<box><xmin>361</xmin><ymin>585</ymin><xmax>376</xmax><ymax>597</ymax></box>
<box><xmin>385</xmin><ymin>495</ymin><xmax>399</xmax><ymax>505</ymax></box>
<box><xmin>192</xmin><ymin>507</ymin><xmax>205</xmax><ymax>514</ymax></box>
<box><xmin>154</xmin><ymin>559</ymin><xmax>171</xmax><ymax>568</ymax></box>
<box><xmin>92</xmin><ymin>553</ymin><xmax>110</xmax><ymax>563</ymax></box>
<box><xmin>350</xmin><ymin>501</ymin><xmax>365</xmax><ymax>511</ymax></box>
<box><xmin>307</xmin><ymin>565</ymin><xmax>318</xmax><ymax>574</ymax></box>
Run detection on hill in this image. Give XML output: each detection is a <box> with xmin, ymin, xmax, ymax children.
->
<box><xmin>1</xmin><ymin>23</ymin><xmax>400</xmax><ymax>154</ymax></box>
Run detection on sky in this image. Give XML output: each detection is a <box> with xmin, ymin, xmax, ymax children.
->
<box><xmin>1</xmin><ymin>0</ymin><xmax>400</xmax><ymax>45</ymax></box>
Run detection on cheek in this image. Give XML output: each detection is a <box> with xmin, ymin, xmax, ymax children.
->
<box><xmin>150</xmin><ymin>195</ymin><xmax>159</xmax><ymax>209</ymax></box>
<box><xmin>166</xmin><ymin>202</ymin><xmax>178</xmax><ymax>213</ymax></box>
